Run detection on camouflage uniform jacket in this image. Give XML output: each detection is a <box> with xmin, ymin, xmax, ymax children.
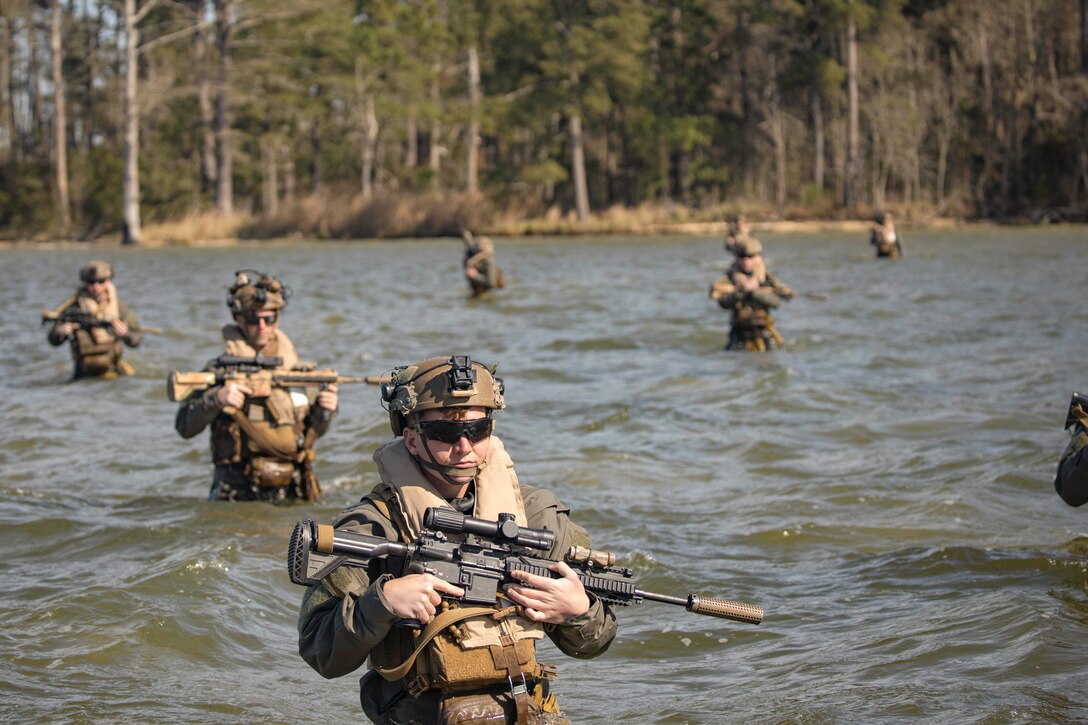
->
<box><xmin>297</xmin><ymin>482</ymin><xmax>618</xmax><ymax>721</ymax></box>
<box><xmin>1056</xmin><ymin>423</ymin><xmax>1088</xmax><ymax>507</ymax></box>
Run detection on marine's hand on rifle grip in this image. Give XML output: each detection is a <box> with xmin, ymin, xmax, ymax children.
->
<box><xmin>505</xmin><ymin>561</ymin><xmax>591</xmax><ymax>624</ymax></box>
<box><xmin>382</xmin><ymin>574</ymin><xmax>466</xmax><ymax>625</ymax></box>
<box><xmin>315</xmin><ymin>383</ymin><xmax>338</xmax><ymax>413</ymax></box>
<box><xmin>110</xmin><ymin>319</ymin><xmax>129</xmax><ymax>337</ymax></box>
<box><xmin>55</xmin><ymin>322</ymin><xmax>77</xmax><ymax>337</ymax></box>
<box><xmin>216</xmin><ymin>380</ymin><xmax>253</xmax><ymax>408</ymax></box>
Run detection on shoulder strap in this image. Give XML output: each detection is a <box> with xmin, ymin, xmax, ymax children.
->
<box><xmin>365</xmin><ymin>484</ymin><xmax>413</xmax><ymax>543</ymax></box>
<box><xmin>373</xmin><ymin>605</ymin><xmax>517</xmax><ymax>682</ymax></box>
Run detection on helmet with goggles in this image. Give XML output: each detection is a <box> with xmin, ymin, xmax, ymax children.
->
<box><xmin>226</xmin><ymin>270</ymin><xmax>290</xmax><ymax>315</ymax></box>
<box><xmin>80</xmin><ymin>260</ymin><xmax>114</xmax><ymax>283</ymax></box>
<box><xmin>382</xmin><ymin>355</ymin><xmax>505</xmax><ymax>436</ymax></box>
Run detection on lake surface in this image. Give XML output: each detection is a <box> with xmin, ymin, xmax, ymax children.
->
<box><xmin>2</xmin><ymin>228</ymin><xmax>1087</xmax><ymax>724</ymax></box>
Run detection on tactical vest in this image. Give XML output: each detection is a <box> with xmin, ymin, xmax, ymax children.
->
<box><xmin>365</xmin><ymin>438</ymin><xmax>554</xmax><ymax>697</ymax></box>
<box><xmin>48</xmin><ymin>294</ymin><xmax>123</xmax><ymax>376</ymax></box>
<box><xmin>209</xmin><ymin>327</ymin><xmax>307</xmax><ymax>487</ymax></box>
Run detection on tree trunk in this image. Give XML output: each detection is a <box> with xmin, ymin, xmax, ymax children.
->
<box><xmin>27</xmin><ymin>1</ymin><xmax>44</xmax><ymax>151</ymax></box>
<box><xmin>82</xmin><ymin>0</ymin><xmax>102</xmax><ymax>152</ymax></box>
<box><xmin>812</xmin><ymin>85</ymin><xmax>824</xmax><ymax>190</ymax></box>
<box><xmin>845</xmin><ymin>14</ymin><xmax>859</xmax><ymax>215</ymax></box>
<box><xmin>1</xmin><ymin>7</ymin><xmax>14</xmax><ymax>162</ymax></box>
<box><xmin>214</xmin><ymin>0</ymin><xmax>233</xmax><ymax>215</ymax></box>
<box><xmin>260</xmin><ymin>137</ymin><xmax>277</xmax><ymax>215</ymax></box>
<box><xmin>405</xmin><ymin>115</ymin><xmax>417</xmax><ymax>168</ymax></box>
<box><xmin>282</xmin><ymin>142</ymin><xmax>294</xmax><ymax>203</ymax></box>
<box><xmin>121</xmin><ymin>0</ymin><xmax>140</xmax><ymax>245</ymax></box>
<box><xmin>195</xmin><ymin>0</ymin><xmax>216</xmax><ymax>196</ymax></box>
<box><xmin>429</xmin><ymin>67</ymin><xmax>441</xmax><ymax>182</ymax></box>
<box><xmin>50</xmin><ymin>0</ymin><xmax>69</xmax><ymax>231</ymax></box>
<box><xmin>569</xmin><ymin>110</ymin><xmax>589</xmax><ymax>221</ymax></box>
<box><xmin>466</xmin><ymin>46</ymin><xmax>480</xmax><ymax>195</ymax></box>
<box><xmin>356</xmin><ymin>57</ymin><xmax>378</xmax><ymax>199</ymax></box>
<box><xmin>1081</xmin><ymin>0</ymin><xmax>1088</xmax><ymax>71</ymax></box>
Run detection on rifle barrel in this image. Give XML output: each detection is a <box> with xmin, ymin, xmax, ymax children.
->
<box><xmin>641</xmin><ymin>590</ymin><xmax>763</xmax><ymax>624</ymax></box>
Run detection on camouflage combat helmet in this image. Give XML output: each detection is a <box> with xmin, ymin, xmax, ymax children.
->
<box><xmin>382</xmin><ymin>355</ymin><xmax>505</xmax><ymax>436</ymax></box>
<box><xmin>80</xmin><ymin>260</ymin><xmax>114</xmax><ymax>283</ymax></box>
<box><xmin>226</xmin><ymin>270</ymin><xmax>290</xmax><ymax>315</ymax></box>
<box><xmin>734</xmin><ymin>238</ymin><xmax>763</xmax><ymax>257</ymax></box>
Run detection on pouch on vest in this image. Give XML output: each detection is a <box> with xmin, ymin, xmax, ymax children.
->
<box><xmin>410</xmin><ymin>611</ymin><xmax>547</xmax><ymax>695</ymax></box>
<box><xmin>247</xmin><ymin>457</ymin><xmax>296</xmax><ymax>487</ymax></box>
<box><xmin>73</xmin><ymin>329</ymin><xmax>117</xmax><ymax>375</ymax></box>
<box><xmin>211</xmin><ymin>420</ymin><xmax>243</xmax><ymax>465</ymax></box>
<box><xmin>439</xmin><ymin>686</ymin><xmax>564</xmax><ymax>725</ymax></box>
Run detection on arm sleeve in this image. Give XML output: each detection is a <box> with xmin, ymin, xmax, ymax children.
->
<box><xmin>297</xmin><ymin>505</ymin><xmax>403</xmax><ymax>678</ymax></box>
<box><xmin>175</xmin><ymin>387</ymin><xmax>222</xmax><ymax>439</ymax></box>
<box><xmin>120</xmin><ymin>301</ymin><xmax>143</xmax><ymax>348</ymax></box>
<box><xmin>1056</xmin><ymin>428</ymin><xmax>1088</xmax><ymax>507</ymax></box>
<box><xmin>522</xmin><ymin>486</ymin><xmax>618</xmax><ymax>659</ymax></box>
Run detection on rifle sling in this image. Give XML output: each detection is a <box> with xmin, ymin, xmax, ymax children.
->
<box><xmin>373</xmin><ymin>606</ymin><xmax>516</xmax><ymax>683</ymax></box>
<box><xmin>222</xmin><ymin>406</ymin><xmax>299</xmax><ymax>460</ymax></box>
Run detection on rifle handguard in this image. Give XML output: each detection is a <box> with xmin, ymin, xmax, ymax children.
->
<box><xmin>688</xmin><ymin>595</ymin><xmax>763</xmax><ymax>625</ymax></box>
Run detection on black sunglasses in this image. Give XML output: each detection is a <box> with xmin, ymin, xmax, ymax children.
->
<box><xmin>243</xmin><ymin>312</ymin><xmax>278</xmax><ymax>326</ymax></box>
<box><xmin>417</xmin><ymin>418</ymin><xmax>493</xmax><ymax>444</ymax></box>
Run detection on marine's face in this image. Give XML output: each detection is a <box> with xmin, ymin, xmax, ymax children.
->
<box><xmin>235</xmin><ymin>310</ymin><xmax>278</xmax><ymax>350</ymax></box>
<box><xmin>405</xmin><ymin>407</ymin><xmax>492</xmax><ymax>489</ymax></box>
<box><xmin>83</xmin><ymin>276</ymin><xmax>111</xmax><ymax>303</ymax></box>
<box><xmin>739</xmin><ymin>254</ymin><xmax>758</xmax><ymax>273</ymax></box>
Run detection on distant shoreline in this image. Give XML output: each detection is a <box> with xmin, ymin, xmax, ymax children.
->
<box><xmin>0</xmin><ymin>215</ymin><xmax>1045</xmax><ymax>250</ymax></box>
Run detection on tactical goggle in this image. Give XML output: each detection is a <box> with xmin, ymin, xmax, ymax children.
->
<box><xmin>242</xmin><ymin>312</ymin><xmax>278</xmax><ymax>326</ymax></box>
<box><xmin>417</xmin><ymin>418</ymin><xmax>493</xmax><ymax>444</ymax></box>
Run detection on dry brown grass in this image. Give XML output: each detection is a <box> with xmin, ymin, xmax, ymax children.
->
<box><xmin>142</xmin><ymin>211</ymin><xmax>253</xmax><ymax>246</ymax></box>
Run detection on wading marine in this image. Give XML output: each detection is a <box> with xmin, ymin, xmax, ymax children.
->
<box><xmin>1056</xmin><ymin>393</ymin><xmax>1088</xmax><ymax>506</ymax></box>
<box><xmin>463</xmin><ymin>231</ymin><xmax>506</xmax><ymax>297</ymax></box>
<box><xmin>870</xmin><ymin>212</ymin><xmax>903</xmax><ymax>259</ymax></box>
<box><xmin>174</xmin><ymin>271</ymin><xmax>338</xmax><ymax>502</ymax></box>
<box><xmin>709</xmin><ymin>239</ymin><xmax>794</xmax><ymax>351</ymax></box>
<box><xmin>44</xmin><ymin>261</ymin><xmax>143</xmax><ymax>379</ymax></box>
<box><xmin>297</xmin><ymin>355</ymin><xmax>616</xmax><ymax>724</ymax></box>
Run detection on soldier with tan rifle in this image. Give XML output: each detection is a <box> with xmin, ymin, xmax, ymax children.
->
<box><xmin>173</xmin><ymin>270</ymin><xmax>345</xmax><ymax>502</ymax></box>
<box><xmin>43</xmin><ymin>261</ymin><xmax>145</xmax><ymax>380</ymax></box>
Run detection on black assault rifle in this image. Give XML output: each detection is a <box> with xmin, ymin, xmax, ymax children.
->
<box><xmin>1065</xmin><ymin>391</ymin><xmax>1088</xmax><ymax>430</ymax></box>
<box><xmin>288</xmin><ymin>507</ymin><xmax>764</xmax><ymax>626</ymax></box>
<box><xmin>41</xmin><ymin>308</ymin><xmax>162</xmax><ymax>335</ymax></box>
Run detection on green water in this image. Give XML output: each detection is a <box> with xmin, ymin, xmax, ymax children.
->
<box><xmin>1</xmin><ymin>228</ymin><xmax>1087</xmax><ymax>723</ymax></box>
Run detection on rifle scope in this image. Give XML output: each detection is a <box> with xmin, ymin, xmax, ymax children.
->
<box><xmin>423</xmin><ymin>507</ymin><xmax>555</xmax><ymax>551</ymax></box>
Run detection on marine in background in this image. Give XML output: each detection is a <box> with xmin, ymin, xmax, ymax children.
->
<box><xmin>297</xmin><ymin>355</ymin><xmax>616</xmax><ymax>724</ymax></box>
<box><xmin>174</xmin><ymin>271</ymin><xmax>338</xmax><ymax>502</ymax></box>
<box><xmin>1056</xmin><ymin>393</ymin><xmax>1088</xmax><ymax>507</ymax></box>
<box><xmin>44</xmin><ymin>260</ymin><xmax>143</xmax><ymax>380</ymax></box>
<box><xmin>462</xmin><ymin>230</ymin><xmax>506</xmax><ymax>297</ymax></box>
<box><xmin>724</xmin><ymin>215</ymin><xmax>751</xmax><ymax>254</ymax></box>
<box><xmin>870</xmin><ymin>212</ymin><xmax>903</xmax><ymax>259</ymax></box>
<box><xmin>709</xmin><ymin>238</ymin><xmax>794</xmax><ymax>352</ymax></box>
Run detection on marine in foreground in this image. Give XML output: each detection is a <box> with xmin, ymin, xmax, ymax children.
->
<box><xmin>296</xmin><ymin>355</ymin><xmax>614</xmax><ymax>723</ymax></box>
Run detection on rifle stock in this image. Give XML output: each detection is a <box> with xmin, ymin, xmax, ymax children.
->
<box><xmin>288</xmin><ymin>509</ymin><xmax>763</xmax><ymax>626</ymax></box>
<box><xmin>166</xmin><ymin>354</ymin><xmax>389</xmax><ymax>401</ymax></box>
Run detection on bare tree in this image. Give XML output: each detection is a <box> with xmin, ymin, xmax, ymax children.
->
<box><xmin>50</xmin><ymin>0</ymin><xmax>69</xmax><ymax>231</ymax></box>
<box><xmin>466</xmin><ymin>45</ymin><xmax>480</xmax><ymax>195</ymax></box>
<box><xmin>845</xmin><ymin>13</ymin><xmax>859</xmax><ymax>215</ymax></box>
<box><xmin>214</xmin><ymin>0</ymin><xmax>233</xmax><ymax>214</ymax></box>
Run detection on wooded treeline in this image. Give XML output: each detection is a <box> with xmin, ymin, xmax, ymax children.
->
<box><xmin>3</xmin><ymin>0</ymin><xmax>1087</xmax><ymax>242</ymax></box>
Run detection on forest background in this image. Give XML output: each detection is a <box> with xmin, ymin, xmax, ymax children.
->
<box><xmin>2</xmin><ymin>0</ymin><xmax>1087</xmax><ymax>244</ymax></box>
